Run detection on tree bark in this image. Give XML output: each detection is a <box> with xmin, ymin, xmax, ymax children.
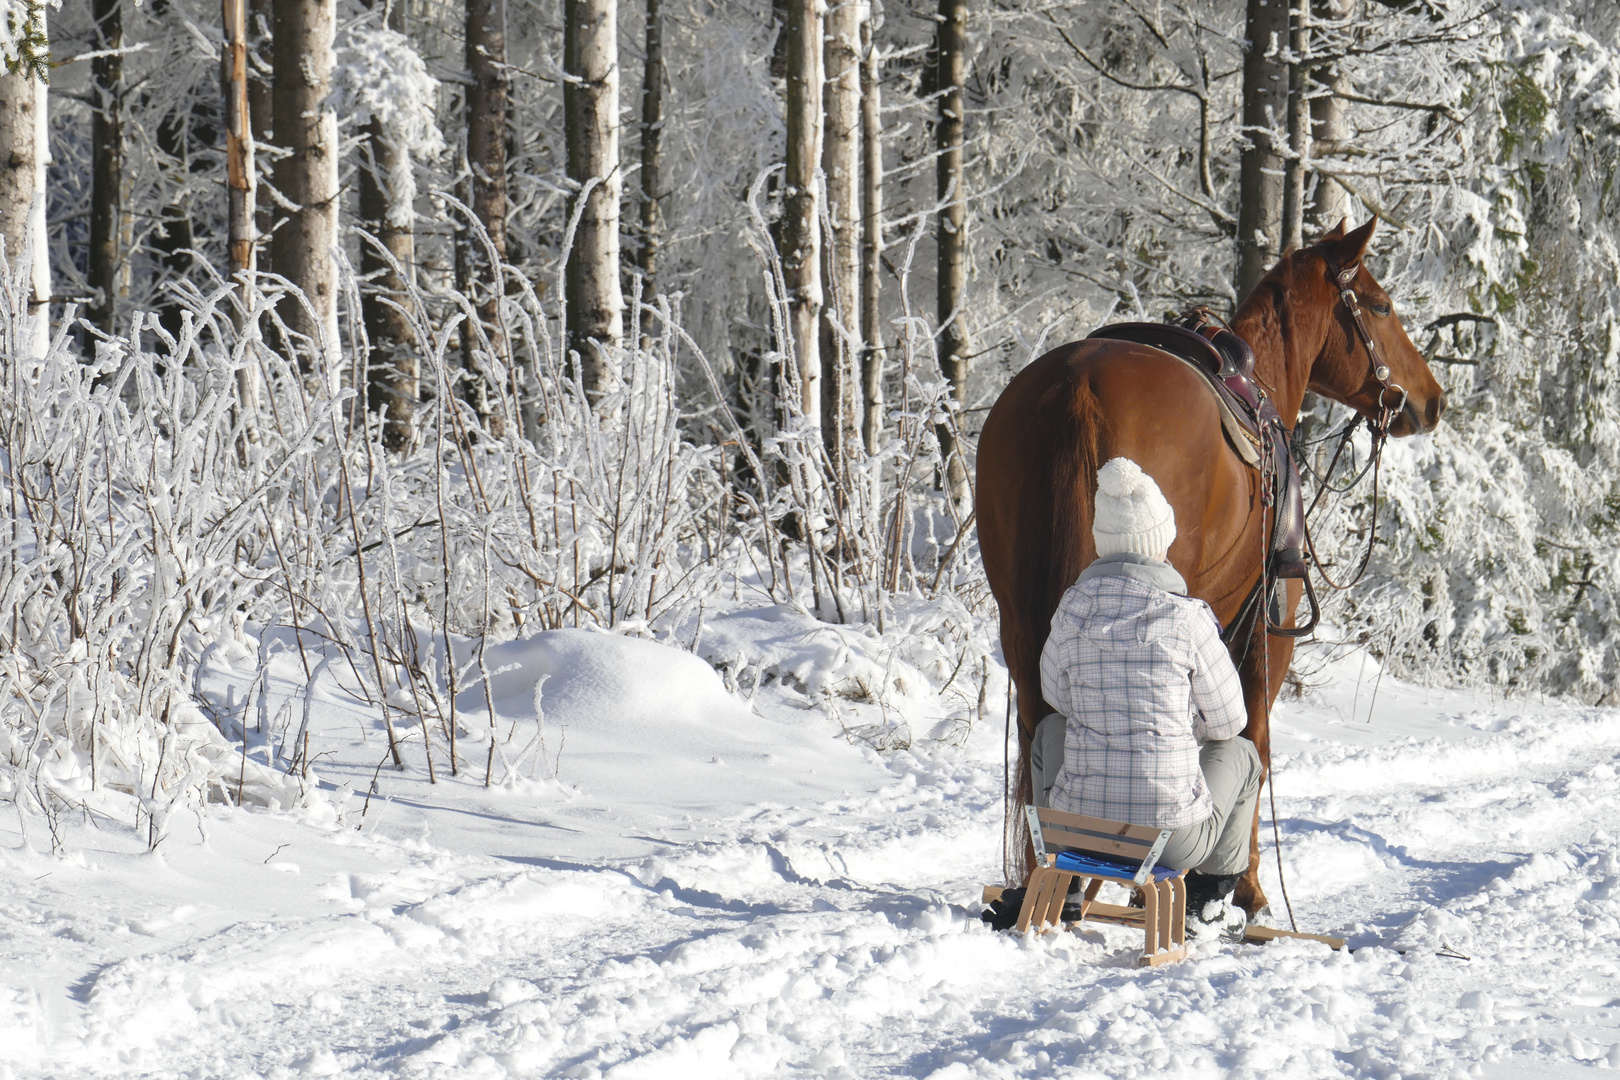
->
<box><xmin>821</xmin><ymin>0</ymin><xmax>862</xmax><ymax>480</ymax></box>
<box><xmin>150</xmin><ymin>0</ymin><xmax>195</xmax><ymax>343</ymax></box>
<box><xmin>935</xmin><ymin>0</ymin><xmax>969</xmax><ymax>501</ymax></box>
<box><xmin>859</xmin><ymin>13</ymin><xmax>884</xmax><ymax>456</ymax></box>
<box><xmin>466</xmin><ymin>0</ymin><xmax>508</xmax><ymax>432</ymax></box>
<box><xmin>151</xmin><ymin>108</ymin><xmax>193</xmax><ymax>340</ymax></box>
<box><xmin>565</xmin><ymin>0</ymin><xmax>623</xmax><ymax>402</ymax></box>
<box><xmin>1235</xmin><ymin>0</ymin><xmax>1290</xmax><ymax>302</ymax></box>
<box><xmin>248</xmin><ymin>0</ymin><xmax>273</xmax><ymax>245</ymax></box>
<box><xmin>0</xmin><ymin>8</ymin><xmax>49</xmax><ymax>355</ymax></box>
<box><xmin>89</xmin><ymin>0</ymin><xmax>123</xmax><ymax>337</ymax></box>
<box><xmin>362</xmin><ymin>0</ymin><xmax>417</xmax><ymax>451</ymax></box>
<box><xmin>270</xmin><ymin>0</ymin><xmax>339</xmax><ymax>374</ymax></box>
<box><xmin>1281</xmin><ymin>0</ymin><xmax>1310</xmax><ymax>254</ymax></box>
<box><xmin>637</xmin><ymin>0</ymin><xmax>664</xmax><ymax>314</ymax></box>
<box><xmin>1308</xmin><ymin>0</ymin><xmax>1355</xmax><ymax>234</ymax></box>
<box><xmin>780</xmin><ymin>0</ymin><xmax>823</xmax><ymax>432</ymax></box>
<box><xmin>223</xmin><ymin>0</ymin><xmax>255</xmax><ymax>285</ymax></box>
<box><xmin>222</xmin><ymin>0</ymin><xmax>259</xmax><ymax>443</ymax></box>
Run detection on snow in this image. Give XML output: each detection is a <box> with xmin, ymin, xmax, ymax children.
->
<box><xmin>5</xmin><ymin>630</ymin><xmax>1620</xmax><ymax>1078</ymax></box>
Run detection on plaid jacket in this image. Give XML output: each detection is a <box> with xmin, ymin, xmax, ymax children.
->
<box><xmin>1039</xmin><ymin>555</ymin><xmax>1248</xmax><ymax>829</ymax></box>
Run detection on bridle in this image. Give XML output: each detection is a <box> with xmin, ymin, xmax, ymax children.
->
<box><xmin>1301</xmin><ymin>256</ymin><xmax>1409</xmax><ymax>592</ymax></box>
<box><xmin>1328</xmin><ymin>257</ymin><xmax>1410</xmax><ymax>436</ymax></box>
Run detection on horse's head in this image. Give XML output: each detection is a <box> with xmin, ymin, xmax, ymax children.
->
<box><xmin>1302</xmin><ymin>219</ymin><xmax>1446</xmax><ymax>437</ymax></box>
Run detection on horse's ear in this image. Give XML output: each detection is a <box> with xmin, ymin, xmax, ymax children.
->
<box><xmin>1323</xmin><ymin>217</ymin><xmax>1377</xmax><ymax>270</ymax></box>
<box><xmin>1318</xmin><ymin>218</ymin><xmax>1348</xmax><ymax>243</ymax></box>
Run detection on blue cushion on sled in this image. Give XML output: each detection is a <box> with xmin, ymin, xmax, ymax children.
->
<box><xmin>1055</xmin><ymin>850</ymin><xmax>1180</xmax><ymax>882</ymax></box>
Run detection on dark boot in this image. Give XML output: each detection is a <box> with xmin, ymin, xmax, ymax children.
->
<box><xmin>1184</xmin><ymin>871</ymin><xmax>1246</xmax><ymax>938</ymax></box>
<box><xmin>981</xmin><ymin>887</ymin><xmax>1025</xmax><ymax>931</ymax></box>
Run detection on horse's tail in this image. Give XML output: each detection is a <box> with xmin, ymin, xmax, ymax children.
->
<box><xmin>1003</xmin><ymin>365</ymin><xmax>1104</xmax><ymax>883</ymax></box>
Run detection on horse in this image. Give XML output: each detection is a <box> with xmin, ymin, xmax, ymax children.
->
<box><xmin>975</xmin><ymin>218</ymin><xmax>1446</xmax><ymax>915</ymax></box>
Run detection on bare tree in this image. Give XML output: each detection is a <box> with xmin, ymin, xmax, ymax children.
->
<box><xmin>0</xmin><ymin>6</ymin><xmax>48</xmax><ymax>355</ymax></box>
<box><xmin>270</xmin><ymin>0</ymin><xmax>340</xmax><ymax>372</ymax></box>
<box><xmin>821</xmin><ymin>0</ymin><xmax>863</xmax><ymax>478</ymax></box>
<box><xmin>1308</xmin><ymin>0</ymin><xmax>1355</xmax><ymax>233</ymax></box>
<box><xmin>1281</xmin><ymin>0</ymin><xmax>1310</xmax><ymax>253</ymax></box>
<box><xmin>780</xmin><ymin>0</ymin><xmax>823</xmax><ymax>432</ymax></box>
<box><xmin>223</xmin><ymin>0</ymin><xmax>259</xmax><ymax>439</ymax></box>
<box><xmin>362</xmin><ymin>0</ymin><xmax>418</xmax><ymax>451</ymax></box>
<box><xmin>565</xmin><ymin>0</ymin><xmax>623</xmax><ymax>402</ymax></box>
<box><xmin>637</xmin><ymin>0</ymin><xmax>665</xmax><ymax>321</ymax></box>
<box><xmin>860</xmin><ymin>11</ymin><xmax>884</xmax><ymax>456</ymax></box>
<box><xmin>1235</xmin><ymin>0</ymin><xmax>1289</xmax><ymax>301</ymax></box>
<box><xmin>465</xmin><ymin>0</ymin><xmax>508</xmax><ymax>431</ymax></box>
<box><xmin>248</xmin><ymin>0</ymin><xmax>273</xmax><ymax>244</ymax></box>
<box><xmin>936</xmin><ymin>0</ymin><xmax>969</xmax><ymax>501</ymax></box>
<box><xmin>89</xmin><ymin>0</ymin><xmax>123</xmax><ymax>337</ymax></box>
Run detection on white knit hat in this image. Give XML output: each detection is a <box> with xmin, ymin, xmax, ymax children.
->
<box><xmin>1093</xmin><ymin>457</ymin><xmax>1176</xmax><ymax>559</ymax></box>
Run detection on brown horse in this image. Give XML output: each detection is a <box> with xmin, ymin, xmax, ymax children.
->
<box><xmin>976</xmin><ymin>219</ymin><xmax>1445</xmax><ymax>915</ymax></box>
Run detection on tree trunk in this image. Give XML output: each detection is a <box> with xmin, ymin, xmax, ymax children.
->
<box><xmin>780</xmin><ymin>0</ymin><xmax>823</xmax><ymax>432</ymax></box>
<box><xmin>565</xmin><ymin>0</ymin><xmax>623</xmax><ymax>402</ymax></box>
<box><xmin>362</xmin><ymin>0</ymin><xmax>417</xmax><ymax>451</ymax></box>
<box><xmin>637</xmin><ymin>0</ymin><xmax>664</xmax><ymax>322</ymax></box>
<box><xmin>269</xmin><ymin>0</ymin><xmax>339</xmax><ymax>374</ymax></box>
<box><xmin>1281</xmin><ymin>0</ymin><xmax>1310</xmax><ymax>254</ymax></box>
<box><xmin>89</xmin><ymin>0</ymin><xmax>123</xmax><ymax>338</ymax></box>
<box><xmin>935</xmin><ymin>0</ymin><xmax>969</xmax><ymax>502</ymax></box>
<box><xmin>151</xmin><ymin>17</ymin><xmax>193</xmax><ymax>343</ymax></box>
<box><xmin>1308</xmin><ymin>0</ymin><xmax>1355</xmax><ymax>234</ymax></box>
<box><xmin>1235</xmin><ymin>0</ymin><xmax>1289</xmax><ymax>302</ymax></box>
<box><xmin>223</xmin><ymin>0</ymin><xmax>255</xmax><ymax>286</ymax></box>
<box><xmin>222</xmin><ymin>0</ymin><xmax>259</xmax><ymax>443</ymax></box>
<box><xmin>248</xmin><ymin>0</ymin><xmax>273</xmax><ymax>245</ymax></box>
<box><xmin>860</xmin><ymin>13</ymin><xmax>884</xmax><ymax>456</ymax></box>
<box><xmin>821</xmin><ymin>0</ymin><xmax>862</xmax><ymax>481</ymax></box>
<box><xmin>0</xmin><ymin>8</ymin><xmax>49</xmax><ymax>356</ymax></box>
<box><xmin>466</xmin><ymin>0</ymin><xmax>508</xmax><ymax>433</ymax></box>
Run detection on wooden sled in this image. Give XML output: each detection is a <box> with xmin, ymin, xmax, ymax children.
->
<box><xmin>983</xmin><ymin>881</ymin><xmax>1347</xmax><ymax>953</ymax></box>
<box><xmin>1013</xmin><ymin>805</ymin><xmax>1189</xmax><ymax>967</ymax></box>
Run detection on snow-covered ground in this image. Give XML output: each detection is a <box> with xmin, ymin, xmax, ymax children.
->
<box><xmin>4</xmin><ymin>623</ymin><xmax>1620</xmax><ymax>1079</ymax></box>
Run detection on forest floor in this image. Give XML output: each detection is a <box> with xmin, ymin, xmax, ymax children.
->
<box><xmin>4</xmin><ymin>618</ymin><xmax>1620</xmax><ymax>1079</ymax></box>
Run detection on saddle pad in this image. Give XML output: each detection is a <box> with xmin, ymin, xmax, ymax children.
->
<box><xmin>1055</xmin><ymin>850</ymin><xmax>1180</xmax><ymax>882</ymax></box>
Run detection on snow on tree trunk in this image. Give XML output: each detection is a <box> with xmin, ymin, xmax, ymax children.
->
<box><xmin>1281</xmin><ymin>0</ymin><xmax>1310</xmax><ymax>253</ymax></box>
<box><xmin>0</xmin><ymin>4</ymin><xmax>47</xmax><ymax>358</ymax></box>
<box><xmin>780</xmin><ymin>0</ymin><xmax>823</xmax><ymax>433</ymax></box>
<box><xmin>1236</xmin><ymin>0</ymin><xmax>1289</xmax><ymax>302</ymax></box>
<box><xmin>1308</xmin><ymin>0</ymin><xmax>1354</xmax><ymax>234</ymax></box>
<box><xmin>860</xmin><ymin>13</ymin><xmax>884</xmax><ymax>458</ymax></box>
<box><xmin>356</xmin><ymin>2</ymin><xmax>420</xmax><ymax>452</ymax></box>
<box><xmin>248</xmin><ymin>0</ymin><xmax>273</xmax><ymax>247</ymax></box>
<box><xmin>270</xmin><ymin>0</ymin><xmax>340</xmax><ymax>374</ymax></box>
<box><xmin>466</xmin><ymin>0</ymin><xmax>508</xmax><ymax>434</ymax></box>
<box><xmin>565</xmin><ymin>0</ymin><xmax>623</xmax><ymax>405</ymax></box>
<box><xmin>89</xmin><ymin>0</ymin><xmax>122</xmax><ymax>337</ymax></box>
<box><xmin>936</xmin><ymin>0</ymin><xmax>969</xmax><ymax>503</ymax></box>
<box><xmin>821</xmin><ymin>0</ymin><xmax>863</xmax><ymax>482</ymax></box>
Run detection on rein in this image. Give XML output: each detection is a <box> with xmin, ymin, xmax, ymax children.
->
<box><xmin>1297</xmin><ymin>256</ymin><xmax>1407</xmax><ymax>595</ymax></box>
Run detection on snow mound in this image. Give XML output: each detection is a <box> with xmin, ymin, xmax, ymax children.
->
<box><xmin>473</xmin><ymin>628</ymin><xmax>753</xmax><ymax>738</ymax></box>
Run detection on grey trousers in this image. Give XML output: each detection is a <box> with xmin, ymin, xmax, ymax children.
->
<box><xmin>1031</xmin><ymin>712</ymin><xmax>1263</xmax><ymax>876</ymax></box>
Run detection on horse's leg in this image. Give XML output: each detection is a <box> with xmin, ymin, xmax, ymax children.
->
<box><xmin>1232</xmin><ymin>579</ymin><xmax>1301</xmax><ymax>917</ymax></box>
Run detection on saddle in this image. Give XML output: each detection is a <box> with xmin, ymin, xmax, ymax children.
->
<box><xmin>1087</xmin><ymin>314</ymin><xmax>1310</xmax><ymax>624</ymax></box>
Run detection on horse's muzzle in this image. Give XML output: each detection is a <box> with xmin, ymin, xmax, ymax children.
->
<box><xmin>1401</xmin><ymin>389</ymin><xmax>1447</xmax><ymax>434</ymax></box>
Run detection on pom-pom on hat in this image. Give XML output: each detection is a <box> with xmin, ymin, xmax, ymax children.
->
<box><xmin>1092</xmin><ymin>457</ymin><xmax>1176</xmax><ymax>560</ymax></box>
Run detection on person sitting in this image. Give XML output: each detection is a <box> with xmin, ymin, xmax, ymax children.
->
<box><xmin>996</xmin><ymin>456</ymin><xmax>1263</xmax><ymax>934</ymax></box>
